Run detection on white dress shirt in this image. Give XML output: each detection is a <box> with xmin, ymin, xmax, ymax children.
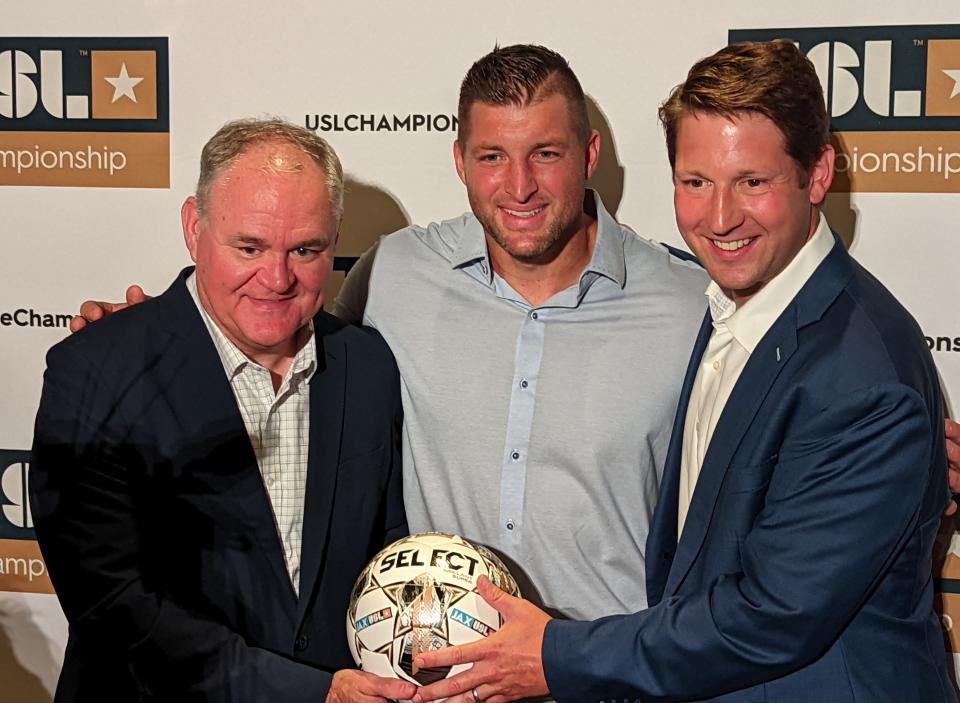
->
<box><xmin>187</xmin><ymin>273</ymin><xmax>316</xmax><ymax>594</ymax></box>
<box><xmin>678</xmin><ymin>214</ymin><xmax>835</xmax><ymax>537</ymax></box>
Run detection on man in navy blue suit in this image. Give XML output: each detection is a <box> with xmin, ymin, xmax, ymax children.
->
<box><xmin>30</xmin><ymin>119</ymin><xmax>417</xmax><ymax>703</ymax></box>
<box><xmin>413</xmin><ymin>40</ymin><xmax>956</xmax><ymax>703</ymax></box>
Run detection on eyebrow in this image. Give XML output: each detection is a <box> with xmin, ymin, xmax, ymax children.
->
<box><xmin>471</xmin><ymin>139</ymin><xmax>567</xmax><ymax>152</ymax></box>
<box><xmin>230</xmin><ymin>234</ymin><xmax>333</xmax><ymax>248</ymax></box>
<box><xmin>294</xmin><ymin>236</ymin><xmax>333</xmax><ymax>249</ymax></box>
<box><xmin>231</xmin><ymin>234</ymin><xmax>268</xmax><ymax>247</ymax></box>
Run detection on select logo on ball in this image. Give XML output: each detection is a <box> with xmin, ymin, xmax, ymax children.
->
<box><xmin>346</xmin><ymin>532</ymin><xmax>520</xmax><ymax>688</ymax></box>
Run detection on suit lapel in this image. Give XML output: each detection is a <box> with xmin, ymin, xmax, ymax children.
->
<box><xmin>663</xmin><ymin>234</ymin><xmax>856</xmax><ymax>597</ymax></box>
<box><xmin>646</xmin><ymin>309</ymin><xmax>712</xmax><ymax>605</ymax></box>
<box><xmin>296</xmin><ymin>315</ymin><xmax>346</xmax><ymax>623</ymax></box>
<box><xmin>158</xmin><ymin>270</ymin><xmax>297</xmax><ymax>602</ymax></box>
<box><xmin>664</xmin><ymin>319</ymin><xmax>798</xmax><ymax>595</ymax></box>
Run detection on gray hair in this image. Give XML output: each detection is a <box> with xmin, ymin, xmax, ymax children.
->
<box><xmin>195</xmin><ymin>117</ymin><xmax>344</xmax><ymax>222</ymax></box>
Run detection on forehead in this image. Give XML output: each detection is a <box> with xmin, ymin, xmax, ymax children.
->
<box><xmin>462</xmin><ymin>92</ymin><xmax>578</xmax><ymax>145</ymax></box>
<box><xmin>221</xmin><ymin>141</ymin><xmax>317</xmax><ymax>181</ymax></box>
<box><xmin>207</xmin><ymin>142</ymin><xmax>327</xmax><ymax>203</ymax></box>
<box><xmin>675</xmin><ymin>111</ymin><xmax>790</xmax><ymax>166</ymax></box>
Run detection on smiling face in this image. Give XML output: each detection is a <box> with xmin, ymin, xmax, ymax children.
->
<box><xmin>454</xmin><ymin>92</ymin><xmax>599</xmax><ymax>266</ymax></box>
<box><xmin>672</xmin><ymin>111</ymin><xmax>834</xmax><ymax>307</ymax></box>
<box><xmin>182</xmin><ymin>140</ymin><xmax>338</xmax><ymax>364</ymax></box>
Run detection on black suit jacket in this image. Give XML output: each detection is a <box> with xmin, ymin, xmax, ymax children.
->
<box><xmin>30</xmin><ymin>269</ymin><xmax>407</xmax><ymax>702</ymax></box>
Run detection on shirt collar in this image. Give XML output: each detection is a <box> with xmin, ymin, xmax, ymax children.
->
<box><xmin>449</xmin><ymin>189</ymin><xmax>626</xmax><ymax>289</ymax></box>
<box><xmin>583</xmin><ymin>190</ymin><xmax>627</xmax><ymax>288</ymax></box>
<box><xmin>186</xmin><ymin>271</ymin><xmax>317</xmax><ymax>386</ymax></box>
<box><xmin>705</xmin><ymin>211</ymin><xmax>835</xmax><ymax>353</ymax></box>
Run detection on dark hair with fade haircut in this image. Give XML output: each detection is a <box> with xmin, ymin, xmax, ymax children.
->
<box><xmin>457</xmin><ymin>44</ymin><xmax>591</xmax><ymax>144</ymax></box>
<box><xmin>659</xmin><ymin>40</ymin><xmax>830</xmax><ymax>177</ymax></box>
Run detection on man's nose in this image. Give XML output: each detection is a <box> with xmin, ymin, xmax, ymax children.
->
<box><xmin>707</xmin><ymin>186</ymin><xmax>744</xmax><ymax>235</ymax></box>
<box><xmin>504</xmin><ymin>160</ymin><xmax>537</xmax><ymax>202</ymax></box>
<box><xmin>258</xmin><ymin>253</ymin><xmax>295</xmax><ymax>292</ymax></box>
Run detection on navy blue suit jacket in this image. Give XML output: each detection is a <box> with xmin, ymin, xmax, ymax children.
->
<box><xmin>30</xmin><ymin>269</ymin><xmax>407</xmax><ymax>702</ymax></box>
<box><xmin>543</xmin><ymin>239</ymin><xmax>955</xmax><ymax>701</ymax></box>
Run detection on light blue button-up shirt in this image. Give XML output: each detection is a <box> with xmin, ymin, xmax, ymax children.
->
<box><xmin>337</xmin><ymin>192</ymin><xmax>707</xmax><ymax>619</ymax></box>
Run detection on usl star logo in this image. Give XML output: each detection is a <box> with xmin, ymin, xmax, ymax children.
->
<box><xmin>104</xmin><ymin>63</ymin><xmax>144</xmax><ymax>103</ymax></box>
<box><xmin>91</xmin><ymin>50</ymin><xmax>157</xmax><ymax>119</ymax></box>
<box><xmin>927</xmin><ymin>40</ymin><xmax>960</xmax><ymax>116</ymax></box>
<box><xmin>944</xmin><ymin>69</ymin><xmax>960</xmax><ymax>99</ymax></box>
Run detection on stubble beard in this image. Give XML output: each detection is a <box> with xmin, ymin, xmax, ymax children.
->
<box><xmin>474</xmin><ymin>205</ymin><xmax>581</xmax><ymax>265</ymax></box>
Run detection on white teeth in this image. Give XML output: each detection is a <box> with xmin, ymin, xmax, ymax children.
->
<box><xmin>504</xmin><ymin>207</ymin><xmax>543</xmax><ymax>218</ymax></box>
<box><xmin>712</xmin><ymin>238</ymin><xmax>753</xmax><ymax>251</ymax></box>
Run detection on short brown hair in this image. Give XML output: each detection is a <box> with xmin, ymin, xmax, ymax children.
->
<box><xmin>196</xmin><ymin>117</ymin><xmax>344</xmax><ymax>222</ymax></box>
<box><xmin>457</xmin><ymin>44</ymin><xmax>591</xmax><ymax>144</ymax></box>
<box><xmin>659</xmin><ymin>40</ymin><xmax>829</xmax><ymax>173</ymax></box>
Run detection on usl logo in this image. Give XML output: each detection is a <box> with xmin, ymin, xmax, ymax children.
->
<box><xmin>0</xmin><ymin>39</ymin><xmax>166</xmax><ymax>128</ymax></box>
<box><xmin>0</xmin><ymin>449</ymin><xmax>32</xmax><ymax>539</ymax></box>
<box><xmin>0</xmin><ymin>449</ymin><xmax>54</xmax><ymax>593</ymax></box>
<box><xmin>728</xmin><ymin>26</ymin><xmax>960</xmax><ymax>129</ymax></box>
<box><xmin>729</xmin><ymin>26</ymin><xmax>960</xmax><ymax>192</ymax></box>
<box><xmin>0</xmin><ymin>48</ymin><xmax>156</xmax><ymax>120</ymax></box>
<box><xmin>0</xmin><ymin>37</ymin><xmax>168</xmax><ymax>188</ymax></box>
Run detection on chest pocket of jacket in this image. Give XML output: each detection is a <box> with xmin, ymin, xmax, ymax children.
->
<box><xmin>722</xmin><ymin>454</ymin><xmax>778</xmax><ymax>494</ymax></box>
<box><xmin>712</xmin><ymin>456</ymin><xmax>778</xmax><ymax>539</ymax></box>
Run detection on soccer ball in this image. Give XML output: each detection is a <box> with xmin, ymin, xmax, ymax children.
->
<box><xmin>346</xmin><ymin>532</ymin><xmax>520</xmax><ymax>686</ymax></box>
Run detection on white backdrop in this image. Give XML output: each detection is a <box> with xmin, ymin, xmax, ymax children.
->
<box><xmin>1</xmin><ymin>2</ymin><xmax>958</xmax><ymax>699</ymax></box>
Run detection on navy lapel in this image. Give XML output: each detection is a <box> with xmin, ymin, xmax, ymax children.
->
<box><xmin>296</xmin><ymin>314</ymin><xmax>346</xmax><ymax>623</ymax></box>
<box><xmin>646</xmin><ymin>308</ymin><xmax>712</xmax><ymax>606</ymax></box>
<box><xmin>663</xmin><ymin>234</ymin><xmax>855</xmax><ymax>597</ymax></box>
<box><xmin>664</xmin><ymin>317</ymin><xmax>798</xmax><ymax>595</ymax></box>
<box><xmin>158</xmin><ymin>269</ymin><xmax>298</xmax><ymax>602</ymax></box>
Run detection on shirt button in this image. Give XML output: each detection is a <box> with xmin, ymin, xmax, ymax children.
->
<box><xmin>530</xmin><ymin>311</ymin><xmax>538</xmax><ymax>320</ymax></box>
<box><xmin>505</xmin><ymin>520</ymin><xmax>515</xmax><ymax>531</ymax></box>
<box><xmin>511</xmin><ymin>451</ymin><xmax>520</xmax><ymax>460</ymax></box>
<box><xmin>713</xmin><ymin>360</ymin><xmax>721</xmax><ymax>370</ymax></box>
<box><xmin>295</xmin><ymin>635</ymin><xmax>309</xmax><ymax>651</ymax></box>
<box><xmin>520</xmin><ymin>379</ymin><xmax>529</xmax><ymax>389</ymax></box>
<box><xmin>265</xmin><ymin>477</ymin><xmax>275</xmax><ymax>487</ymax></box>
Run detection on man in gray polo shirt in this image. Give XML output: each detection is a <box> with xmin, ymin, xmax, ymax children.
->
<box><xmin>334</xmin><ymin>44</ymin><xmax>706</xmax><ymax>621</ymax></box>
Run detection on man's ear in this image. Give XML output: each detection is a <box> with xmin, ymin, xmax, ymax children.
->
<box><xmin>584</xmin><ymin>129</ymin><xmax>601</xmax><ymax>180</ymax></box>
<box><xmin>807</xmin><ymin>144</ymin><xmax>835</xmax><ymax>206</ymax></box>
<box><xmin>182</xmin><ymin>196</ymin><xmax>202</xmax><ymax>263</ymax></box>
<box><xmin>453</xmin><ymin>139</ymin><xmax>467</xmax><ymax>185</ymax></box>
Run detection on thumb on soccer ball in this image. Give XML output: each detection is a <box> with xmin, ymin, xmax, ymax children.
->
<box><xmin>477</xmin><ymin>575</ymin><xmax>516</xmax><ymax>617</ymax></box>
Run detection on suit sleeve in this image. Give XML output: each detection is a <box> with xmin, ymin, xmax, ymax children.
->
<box><xmin>542</xmin><ymin>383</ymin><xmax>939</xmax><ymax>702</ymax></box>
<box><xmin>383</xmin><ymin>352</ymin><xmax>408</xmax><ymax>547</ymax></box>
<box><xmin>30</xmin><ymin>341</ymin><xmax>337</xmax><ymax>703</ymax></box>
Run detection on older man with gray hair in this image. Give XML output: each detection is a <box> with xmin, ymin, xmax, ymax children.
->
<box><xmin>30</xmin><ymin>118</ymin><xmax>413</xmax><ymax>703</ymax></box>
